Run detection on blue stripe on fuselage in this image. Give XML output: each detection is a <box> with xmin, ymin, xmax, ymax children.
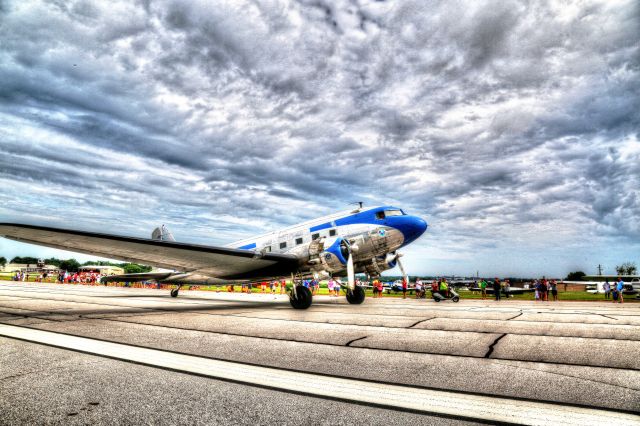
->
<box><xmin>239</xmin><ymin>242</ymin><xmax>256</xmax><ymax>250</ymax></box>
<box><xmin>307</xmin><ymin>206</ymin><xmax>427</xmax><ymax>247</ymax></box>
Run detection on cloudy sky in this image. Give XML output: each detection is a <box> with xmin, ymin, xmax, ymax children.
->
<box><xmin>0</xmin><ymin>0</ymin><xmax>638</xmax><ymax>277</ymax></box>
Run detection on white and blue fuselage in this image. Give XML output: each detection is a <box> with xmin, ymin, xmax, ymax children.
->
<box><xmin>227</xmin><ymin>205</ymin><xmax>428</xmax><ymax>278</ymax></box>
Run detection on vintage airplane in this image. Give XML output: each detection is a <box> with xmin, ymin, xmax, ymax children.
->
<box><xmin>0</xmin><ymin>205</ymin><xmax>428</xmax><ymax>309</ymax></box>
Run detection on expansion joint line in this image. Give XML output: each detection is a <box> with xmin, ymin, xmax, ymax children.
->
<box><xmin>408</xmin><ymin>318</ymin><xmax>433</xmax><ymax>328</ymax></box>
<box><xmin>484</xmin><ymin>333</ymin><xmax>507</xmax><ymax>358</ymax></box>
<box><xmin>345</xmin><ymin>336</ymin><xmax>368</xmax><ymax>347</ymax></box>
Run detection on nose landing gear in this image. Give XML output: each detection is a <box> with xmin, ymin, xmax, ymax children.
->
<box><xmin>346</xmin><ymin>285</ymin><xmax>365</xmax><ymax>304</ymax></box>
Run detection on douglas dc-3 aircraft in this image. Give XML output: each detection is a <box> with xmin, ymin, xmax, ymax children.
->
<box><xmin>0</xmin><ymin>205</ymin><xmax>427</xmax><ymax>309</ymax></box>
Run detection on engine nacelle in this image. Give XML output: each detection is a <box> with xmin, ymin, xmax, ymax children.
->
<box><xmin>362</xmin><ymin>253</ymin><xmax>397</xmax><ymax>276</ymax></box>
<box><xmin>318</xmin><ymin>237</ymin><xmax>350</xmax><ymax>273</ymax></box>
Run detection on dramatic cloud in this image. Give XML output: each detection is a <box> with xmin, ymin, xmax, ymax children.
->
<box><xmin>0</xmin><ymin>0</ymin><xmax>638</xmax><ymax>276</ymax></box>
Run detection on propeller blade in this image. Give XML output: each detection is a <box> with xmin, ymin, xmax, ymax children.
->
<box><xmin>346</xmin><ymin>251</ymin><xmax>355</xmax><ymax>291</ymax></box>
<box><xmin>397</xmin><ymin>256</ymin><xmax>408</xmax><ymax>288</ymax></box>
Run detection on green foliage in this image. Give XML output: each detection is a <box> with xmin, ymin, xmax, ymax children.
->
<box><xmin>58</xmin><ymin>259</ymin><xmax>81</xmax><ymax>272</ymax></box>
<box><xmin>616</xmin><ymin>262</ymin><xmax>637</xmax><ymax>275</ymax></box>
<box><xmin>0</xmin><ymin>256</ymin><xmax>6</xmax><ymax>267</ymax></box>
<box><xmin>10</xmin><ymin>256</ymin><xmax>39</xmax><ymax>264</ymax></box>
<box><xmin>44</xmin><ymin>257</ymin><xmax>61</xmax><ymax>267</ymax></box>
<box><xmin>565</xmin><ymin>271</ymin><xmax>586</xmax><ymax>281</ymax></box>
<box><xmin>123</xmin><ymin>263</ymin><xmax>151</xmax><ymax>274</ymax></box>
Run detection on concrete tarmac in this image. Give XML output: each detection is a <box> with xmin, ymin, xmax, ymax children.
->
<box><xmin>0</xmin><ymin>281</ymin><xmax>639</xmax><ymax>425</ymax></box>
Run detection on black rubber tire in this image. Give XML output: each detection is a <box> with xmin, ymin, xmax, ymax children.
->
<box><xmin>289</xmin><ymin>286</ymin><xmax>312</xmax><ymax>309</ymax></box>
<box><xmin>346</xmin><ymin>286</ymin><xmax>366</xmax><ymax>305</ymax></box>
<box><xmin>452</xmin><ymin>296</ymin><xmax>460</xmax><ymax>303</ymax></box>
<box><xmin>433</xmin><ymin>297</ymin><xmax>441</xmax><ymax>302</ymax></box>
<box><xmin>170</xmin><ymin>289</ymin><xmax>179</xmax><ymax>298</ymax></box>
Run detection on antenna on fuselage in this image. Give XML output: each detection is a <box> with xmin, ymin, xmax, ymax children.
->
<box><xmin>350</xmin><ymin>201</ymin><xmax>364</xmax><ymax>213</ymax></box>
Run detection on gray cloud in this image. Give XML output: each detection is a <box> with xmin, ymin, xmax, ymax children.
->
<box><xmin>0</xmin><ymin>0</ymin><xmax>639</xmax><ymax>276</ymax></box>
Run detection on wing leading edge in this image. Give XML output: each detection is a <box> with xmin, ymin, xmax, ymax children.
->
<box><xmin>0</xmin><ymin>223</ymin><xmax>300</xmax><ymax>281</ymax></box>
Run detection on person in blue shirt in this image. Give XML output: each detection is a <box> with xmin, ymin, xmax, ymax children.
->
<box><xmin>616</xmin><ymin>277</ymin><xmax>625</xmax><ymax>304</ymax></box>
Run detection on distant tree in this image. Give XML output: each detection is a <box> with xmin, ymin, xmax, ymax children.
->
<box><xmin>122</xmin><ymin>264</ymin><xmax>152</xmax><ymax>273</ymax></box>
<box><xmin>44</xmin><ymin>258</ymin><xmax>61</xmax><ymax>267</ymax></box>
<box><xmin>123</xmin><ymin>264</ymin><xmax>144</xmax><ymax>274</ymax></box>
<box><xmin>10</xmin><ymin>256</ymin><xmax>39</xmax><ymax>265</ymax></box>
<box><xmin>565</xmin><ymin>271</ymin><xmax>586</xmax><ymax>281</ymax></box>
<box><xmin>617</xmin><ymin>261</ymin><xmax>637</xmax><ymax>275</ymax></box>
<box><xmin>0</xmin><ymin>256</ymin><xmax>6</xmax><ymax>268</ymax></box>
<box><xmin>58</xmin><ymin>259</ymin><xmax>80</xmax><ymax>272</ymax></box>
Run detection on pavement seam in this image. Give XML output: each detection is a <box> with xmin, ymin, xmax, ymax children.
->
<box><xmin>507</xmin><ymin>312</ymin><xmax>523</xmax><ymax>320</ymax></box>
<box><xmin>484</xmin><ymin>333</ymin><xmax>508</xmax><ymax>358</ymax></box>
<box><xmin>407</xmin><ymin>318</ymin><xmax>434</xmax><ymax>328</ymax></box>
<box><xmin>58</xmin><ymin>317</ymin><xmax>640</xmax><ymax>373</ymax></box>
<box><xmin>345</xmin><ymin>336</ymin><xmax>368</xmax><ymax>346</ymax></box>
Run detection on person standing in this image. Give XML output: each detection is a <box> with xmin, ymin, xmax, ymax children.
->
<box><xmin>550</xmin><ymin>280</ymin><xmax>558</xmax><ymax>301</ymax></box>
<box><xmin>402</xmin><ymin>277</ymin><xmax>408</xmax><ymax>299</ymax></box>
<box><xmin>415</xmin><ymin>279</ymin><xmax>423</xmax><ymax>299</ymax></box>
<box><xmin>540</xmin><ymin>279</ymin><xmax>548</xmax><ymax>302</ymax></box>
<box><xmin>493</xmin><ymin>278</ymin><xmax>501</xmax><ymax>301</ymax></box>
<box><xmin>603</xmin><ymin>280</ymin><xmax>610</xmax><ymax>300</ymax></box>
<box><xmin>504</xmin><ymin>279</ymin><xmax>511</xmax><ymax>299</ymax></box>
<box><xmin>616</xmin><ymin>277</ymin><xmax>625</xmax><ymax>304</ymax></box>
<box><xmin>480</xmin><ymin>279</ymin><xmax>487</xmax><ymax>300</ymax></box>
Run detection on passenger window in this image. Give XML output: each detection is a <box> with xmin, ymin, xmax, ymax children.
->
<box><xmin>263</xmin><ymin>246</ymin><xmax>271</xmax><ymax>253</ymax></box>
<box><xmin>375</xmin><ymin>211</ymin><xmax>385</xmax><ymax>220</ymax></box>
<box><xmin>329</xmin><ymin>229</ymin><xmax>336</xmax><ymax>237</ymax></box>
<box><xmin>295</xmin><ymin>237</ymin><xmax>303</xmax><ymax>245</ymax></box>
<box><xmin>280</xmin><ymin>242</ymin><xmax>287</xmax><ymax>249</ymax></box>
<box><xmin>312</xmin><ymin>233</ymin><xmax>320</xmax><ymax>240</ymax></box>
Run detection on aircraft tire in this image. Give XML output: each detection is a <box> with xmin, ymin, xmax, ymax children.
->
<box><xmin>346</xmin><ymin>286</ymin><xmax>365</xmax><ymax>305</ymax></box>
<box><xmin>290</xmin><ymin>286</ymin><xmax>312</xmax><ymax>309</ymax></box>
<box><xmin>170</xmin><ymin>288</ymin><xmax>179</xmax><ymax>298</ymax></box>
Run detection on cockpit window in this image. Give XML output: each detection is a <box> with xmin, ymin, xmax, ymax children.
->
<box><xmin>375</xmin><ymin>211</ymin><xmax>385</xmax><ymax>220</ymax></box>
<box><xmin>384</xmin><ymin>209</ymin><xmax>404</xmax><ymax>217</ymax></box>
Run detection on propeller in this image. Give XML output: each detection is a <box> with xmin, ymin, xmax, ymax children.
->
<box><xmin>341</xmin><ymin>239</ymin><xmax>356</xmax><ymax>291</ymax></box>
<box><xmin>395</xmin><ymin>253</ymin><xmax>409</xmax><ymax>289</ymax></box>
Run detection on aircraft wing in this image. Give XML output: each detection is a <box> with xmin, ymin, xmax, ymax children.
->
<box><xmin>0</xmin><ymin>223</ymin><xmax>300</xmax><ymax>280</ymax></box>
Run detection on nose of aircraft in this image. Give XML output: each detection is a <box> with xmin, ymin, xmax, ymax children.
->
<box><xmin>388</xmin><ymin>215</ymin><xmax>428</xmax><ymax>245</ymax></box>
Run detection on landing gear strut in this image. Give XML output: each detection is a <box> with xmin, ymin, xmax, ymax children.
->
<box><xmin>170</xmin><ymin>285</ymin><xmax>181</xmax><ymax>298</ymax></box>
<box><xmin>289</xmin><ymin>285</ymin><xmax>312</xmax><ymax>309</ymax></box>
<box><xmin>346</xmin><ymin>285</ymin><xmax>365</xmax><ymax>305</ymax></box>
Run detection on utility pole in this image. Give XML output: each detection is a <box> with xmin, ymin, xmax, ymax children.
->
<box><xmin>597</xmin><ymin>264</ymin><xmax>603</xmax><ymax>276</ymax></box>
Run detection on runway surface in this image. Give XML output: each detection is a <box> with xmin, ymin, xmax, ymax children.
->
<box><xmin>1</xmin><ymin>281</ymin><xmax>639</xmax><ymax>425</ymax></box>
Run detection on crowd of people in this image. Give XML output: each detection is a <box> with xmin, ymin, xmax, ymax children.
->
<box><xmin>602</xmin><ymin>278</ymin><xmax>626</xmax><ymax>304</ymax></box>
<box><xmin>7</xmin><ymin>271</ymin><xmax>633</xmax><ymax>304</ymax></box>
<box><xmin>531</xmin><ymin>278</ymin><xmax>559</xmax><ymax>302</ymax></box>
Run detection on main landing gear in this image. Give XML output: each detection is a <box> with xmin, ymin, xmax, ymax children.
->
<box><xmin>170</xmin><ymin>285</ymin><xmax>182</xmax><ymax>298</ymax></box>
<box><xmin>289</xmin><ymin>285</ymin><xmax>312</xmax><ymax>309</ymax></box>
<box><xmin>346</xmin><ymin>285</ymin><xmax>365</xmax><ymax>305</ymax></box>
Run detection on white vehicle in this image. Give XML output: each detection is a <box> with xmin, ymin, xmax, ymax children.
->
<box><xmin>0</xmin><ymin>205</ymin><xmax>427</xmax><ymax>309</ymax></box>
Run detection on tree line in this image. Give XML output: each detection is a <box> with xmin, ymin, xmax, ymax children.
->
<box><xmin>1</xmin><ymin>256</ymin><xmax>151</xmax><ymax>273</ymax></box>
<box><xmin>566</xmin><ymin>261</ymin><xmax>637</xmax><ymax>281</ymax></box>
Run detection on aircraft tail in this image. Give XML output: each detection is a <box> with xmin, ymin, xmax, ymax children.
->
<box><xmin>151</xmin><ymin>224</ymin><xmax>175</xmax><ymax>242</ymax></box>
